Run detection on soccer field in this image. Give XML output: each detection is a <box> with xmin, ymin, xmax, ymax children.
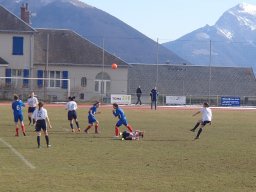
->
<box><xmin>0</xmin><ymin>104</ymin><xmax>256</xmax><ymax>192</ymax></box>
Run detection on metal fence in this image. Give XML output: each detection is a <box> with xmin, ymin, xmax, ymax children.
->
<box><xmin>101</xmin><ymin>93</ymin><xmax>256</xmax><ymax>107</ymax></box>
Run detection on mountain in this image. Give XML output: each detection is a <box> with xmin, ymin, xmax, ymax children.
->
<box><xmin>0</xmin><ymin>0</ymin><xmax>187</xmax><ymax>64</ymax></box>
<box><xmin>163</xmin><ymin>3</ymin><xmax>256</xmax><ymax>70</ymax></box>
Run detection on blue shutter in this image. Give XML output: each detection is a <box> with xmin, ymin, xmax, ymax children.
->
<box><xmin>5</xmin><ymin>68</ymin><xmax>11</xmax><ymax>84</ymax></box>
<box><xmin>12</xmin><ymin>37</ymin><xmax>24</xmax><ymax>55</ymax></box>
<box><xmin>37</xmin><ymin>70</ymin><xmax>43</xmax><ymax>88</ymax></box>
<box><xmin>62</xmin><ymin>71</ymin><xmax>68</xmax><ymax>89</ymax></box>
<box><xmin>23</xmin><ymin>69</ymin><xmax>29</xmax><ymax>87</ymax></box>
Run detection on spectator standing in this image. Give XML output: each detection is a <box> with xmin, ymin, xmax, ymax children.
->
<box><xmin>135</xmin><ymin>86</ymin><xmax>142</xmax><ymax>105</ymax></box>
<box><xmin>150</xmin><ymin>87</ymin><xmax>158</xmax><ymax>110</ymax></box>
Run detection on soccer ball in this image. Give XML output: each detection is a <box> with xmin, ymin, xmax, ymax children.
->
<box><xmin>112</xmin><ymin>63</ymin><xmax>118</xmax><ymax>69</ymax></box>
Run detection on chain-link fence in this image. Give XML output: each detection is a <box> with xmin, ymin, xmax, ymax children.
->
<box><xmin>100</xmin><ymin>93</ymin><xmax>256</xmax><ymax>107</ymax></box>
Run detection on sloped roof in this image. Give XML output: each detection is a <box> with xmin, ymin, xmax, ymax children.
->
<box><xmin>34</xmin><ymin>28</ymin><xmax>128</xmax><ymax>67</ymax></box>
<box><xmin>128</xmin><ymin>64</ymin><xmax>256</xmax><ymax>97</ymax></box>
<box><xmin>0</xmin><ymin>57</ymin><xmax>8</xmax><ymax>65</ymax></box>
<box><xmin>0</xmin><ymin>5</ymin><xmax>35</xmax><ymax>32</ymax></box>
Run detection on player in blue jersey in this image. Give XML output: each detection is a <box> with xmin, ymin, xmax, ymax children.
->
<box><xmin>84</xmin><ymin>101</ymin><xmax>100</xmax><ymax>134</ymax></box>
<box><xmin>112</xmin><ymin>103</ymin><xmax>133</xmax><ymax>137</ymax></box>
<box><xmin>12</xmin><ymin>94</ymin><xmax>26</xmax><ymax>136</ymax></box>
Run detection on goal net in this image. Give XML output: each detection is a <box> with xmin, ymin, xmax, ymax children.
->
<box><xmin>0</xmin><ymin>76</ymin><xmax>70</xmax><ymax>102</ymax></box>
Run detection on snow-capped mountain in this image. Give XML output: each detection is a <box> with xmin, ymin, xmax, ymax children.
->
<box><xmin>0</xmin><ymin>0</ymin><xmax>186</xmax><ymax>64</ymax></box>
<box><xmin>163</xmin><ymin>3</ymin><xmax>256</xmax><ymax>70</ymax></box>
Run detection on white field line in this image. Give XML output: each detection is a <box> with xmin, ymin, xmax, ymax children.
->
<box><xmin>0</xmin><ymin>138</ymin><xmax>35</xmax><ymax>169</ymax></box>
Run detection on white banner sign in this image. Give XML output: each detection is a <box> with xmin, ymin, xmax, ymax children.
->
<box><xmin>111</xmin><ymin>94</ymin><xmax>131</xmax><ymax>105</ymax></box>
<box><xmin>166</xmin><ymin>96</ymin><xmax>186</xmax><ymax>105</ymax></box>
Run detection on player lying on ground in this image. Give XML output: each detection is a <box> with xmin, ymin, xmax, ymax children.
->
<box><xmin>121</xmin><ymin>130</ymin><xmax>144</xmax><ymax>140</ymax></box>
<box><xmin>190</xmin><ymin>102</ymin><xmax>212</xmax><ymax>140</ymax></box>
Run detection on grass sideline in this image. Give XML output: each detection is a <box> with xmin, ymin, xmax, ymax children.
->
<box><xmin>0</xmin><ymin>105</ymin><xmax>256</xmax><ymax>192</ymax></box>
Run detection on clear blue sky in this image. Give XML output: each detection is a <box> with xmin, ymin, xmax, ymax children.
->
<box><xmin>80</xmin><ymin>0</ymin><xmax>256</xmax><ymax>42</ymax></box>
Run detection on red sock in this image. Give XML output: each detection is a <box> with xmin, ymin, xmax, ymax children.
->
<box><xmin>15</xmin><ymin>128</ymin><xmax>19</xmax><ymax>136</ymax></box>
<box><xmin>87</xmin><ymin>125</ymin><xmax>92</xmax><ymax>130</ymax></box>
<box><xmin>127</xmin><ymin>125</ymin><xmax>133</xmax><ymax>132</ymax></box>
<box><xmin>21</xmin><ymin>125</ymin><xmax>26</xmax><ymax>133</ymax></box>
<box><xmin>95</xmin><ymin>125</ymin><xmax>99</xmax><ymax>133</ymax></box>
<box><xmin>115</xmin><ymin>127</ymin><xmax>119</xmax><ymax>136</ymax></box>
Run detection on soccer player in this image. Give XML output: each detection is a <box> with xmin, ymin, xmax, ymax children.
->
<box><xmin>112</xmin><ymin>103</ymin><xmax>133</xmax><ymax>137</ymax></box>
<box><xmin>27</xmin><ymin>92</ymin><xmax>38</xmax><ymax>126</ymax></box>
<box><xmin>12</xmin><ymin>94</ymin><xmax>26</xmax><ymax>136</ymax></box>
<box><xmin>121</xmin><ymin>130</ymin><xmax>144</xmax><ymax>140</ymax></box>
<box><xmin>66</xmin><ymin>96</ymin><xmax>80</xmax><ymax>132</ymax></box>
<box><xmin>84</xmin><ymin>101</ymin><xmax>101</xmax><ymax>134</ymax></box>
<box><xmin>32</xmin><ymin>101</ymin><xmax>52</xmax><ymax>148</ymax></box>
<box><xmin>190</xmin><ymin>102</ymin><xmax>212</xmax><ymax>140</ymax></box>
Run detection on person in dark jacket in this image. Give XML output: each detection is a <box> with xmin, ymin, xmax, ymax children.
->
<box><xmin>150</xmin><ymin>87</ymin><xmax>158</xmax><ymax>110</ymax></box>
<box><xmin>135</xmin><ymin>86</ymin><xmax>142</xmax><ymax>105</ymax></box>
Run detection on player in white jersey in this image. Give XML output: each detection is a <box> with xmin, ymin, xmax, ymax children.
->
<box><xmin>32</xmin><ymin>101</ymin><xmax>52</xmax><ymax>148</ymax></box>
<box><xmin>190</xmin><ymin>102</ymin><xmax>212</xmax><ymax>140</ymax></box>
<box><xmin>27</xmin><ymin>92</ymin><xmax>38</xmax><ymax>126</ymax></box>
<box><xmin>66</xmin><ymin>96</ymin><xmax>80</xmax><ymax>132</ymax></box>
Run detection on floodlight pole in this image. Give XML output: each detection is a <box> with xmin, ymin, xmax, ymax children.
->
<box><xmin>156</xmin><ymin>38</ymin><xmax>159</xmax><ymax>88</ymax></box>
<box><xmin>208</xmin><ymin>40</ymin><xmax>212</xmax><ymax>104</ymax></box>
<box><xmin>101</xmin><ymin>37</ymin><xmax>105</xmax><ymax>103</ymax></box>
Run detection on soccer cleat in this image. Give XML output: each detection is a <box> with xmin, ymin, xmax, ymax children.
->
<box><xmin>47</xmin><ymin>144</ymin><xmax>51</xmax><ymax>148</ymax></box>
<box><xmin>71</xmin><ymin>129</ymin><xmax>75</xmax><ymax>132</ymax></box>
<box><xmin>23</xmin><ymin>132</ymin><xmax>26</xmax><ymax>136</ymax></box>
<box><xmin>194</xmin><ymin>136</ymin><xmax>199</xmax><ymax>140</ymax></box>
<box><xmin>84</xmin><ymin>129</ymin><xmax>88</xmax><ymax>134</ymax></box>
<box><xmin>76</xmin><ymin>128</ymin><xmax>81</xmax><ymax>132</ymax></box>
<box><xmin>113</xmin><ymin>135</ymin><xmax>119</xmax><ymax>139</ymax></box>
<box><xmin>38</xmin><ymin>145</ymin><xmax>41</xmax><ymax>148</ymax></box>
<box><xmin>15</xmin><ymin>134</ymin><xmax>19</xmax><ymax>137</ymax></box>
<box><xmin>190</xmin><ymin>129</ymin><xmax>195</xmax><ymax>132</ymax></box>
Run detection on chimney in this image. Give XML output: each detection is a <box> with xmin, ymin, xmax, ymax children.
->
<box><xmin>20</xmin><ymin>3</ymin><xmax>30</xmax><ymax>24</ymax></box>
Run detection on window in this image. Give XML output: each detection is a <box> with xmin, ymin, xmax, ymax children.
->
<box><xmin>12</xmin><ymin>37</ymin><xmax>24</xmax><ymax>55</ymax></box>
<box><xmin>95</xmin><ymin>72</ymin><xmax>111</xmax><ymax>94</ymax></box>
<box><xmin>12</xmin><ymin>69</ymin><xmax>22</xmax><ymax>77</ymax></box>
<box><xmin>80</xmin><ymin>93</ymin><xmax>84</xmax><ymax>100</ymax></box>
<box><xmin>49</xmin><ymin>71</ymin><xmax>61</xmax><ymax>88</ymax></box>
<box><xmin>81</xmin><ymin>77</ymin><xmax>87</xmax><ymax>87</ymax></box>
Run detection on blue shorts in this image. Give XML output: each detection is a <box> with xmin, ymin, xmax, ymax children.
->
<box><xmin>14</xmin><ymin>114</ymin><xmax>23</xmax><ymax>123</ymax></box>
<box><xmin>68</xmin><ymin>111</ymin><xmax>77</xmax><ymax>120</ymax></box>
<box><xmin>35</xmin><ymin>119</ymin><xmax>47</xmax><ymax>132</ymax></box>
<box><xmin>116</xmin><ymin>118</ymin><xmax>128</xmax><ymax>127</ymax></box>
<box><xmin>28</xmin><ymin>107</ymin><xmax>36</xmax><ymax>113</ymax></box>
<box><xmin>88</xmin><ymin>116</ymin><xmax>97</xmax><ymax>124</ymax></box>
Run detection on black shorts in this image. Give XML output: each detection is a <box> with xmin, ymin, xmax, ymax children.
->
<box><xmin>68</xmin><ymin>110</ymin><xmax>77</xmax><ymax>120</ymax></box>
<box><xmin>201</xmin><ymin>121</ymin><xmax>211</xmax><ymax>126</ymax></box>
<box><xmin>28</xmin><ymin>107</ymin><xmax>36</xmax><ymax>113</ymax></box>
<box><xmin>35</xmin><ymin>119</ymin><xmax>47</xmax><ymax>132</ymax></box>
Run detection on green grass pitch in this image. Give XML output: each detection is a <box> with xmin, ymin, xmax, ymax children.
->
<box><xmin>0</xmin><ymin>105</ymin><xmax>256</xmax><ymax>192</ymax></box>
